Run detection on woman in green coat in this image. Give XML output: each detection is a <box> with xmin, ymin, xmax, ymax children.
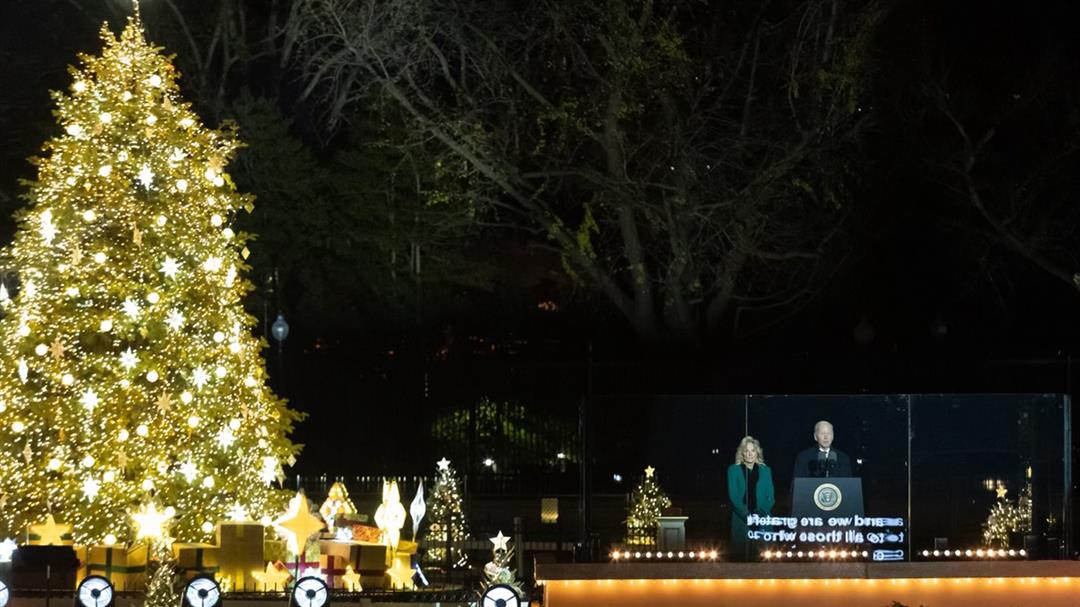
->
<box><xmin>727</xmin><ymin>436</ymin><xmax>775</xmax><ymax>561</ymax></box>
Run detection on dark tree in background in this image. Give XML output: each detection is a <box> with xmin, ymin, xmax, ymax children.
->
<box><xmin>285</xmin><ymin>0</ymin><xmax>885</xmax><ymax>341</ymax></box>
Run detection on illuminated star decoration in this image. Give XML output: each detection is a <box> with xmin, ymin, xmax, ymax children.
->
<box><xmin>119</xmin><ymin>348</ymin><xmax>138</xmax><ymax>370</ymax></box>
<box><xmin>49</xmin><ymin>338</ymin><xmax>66</xmax><ymax>361</ymax></box>
<box><xmin>0</xmin><ymin>538</ymin><xmax>17</xmax><ymax>562</ymax></box>
<box><xmin>644</xmin><ymin>465</ymin><xmax>656</xmax><ymax>478</ymax></box>
<box><xmin>179</xmin><ymin>461</ymin><xmax>198</xmax><ymax>483</ymax></box>
<box><xmin>251</xmin><ymin>561</ymin><xmax>291</xmax><ymax>591</ymax></box>
<box><xmin>192</xmin><ymin>367</ymin><xmax>210</xmax><ymax>389</ymax></box>
<box><xmin>132</xmin><ymin>502</ymin><xmax>173</xmax><ymax>541</ymax></box>
<box><xmin>82</xmin><ymin>477</ymin><xmax>101</xmax><ymax>501</ymax></box>
<box><xmin>160</xmin><ymin>256</ymin><xmax>180</xmax><ymax>278</ymax></box>
<box><xmin>273</xmin><ymin>492</ymin><xmax>325</xmax><ymax>555</ymax></box>
<box><xmin>227</xmin><ymin>502</ymin><xmax>249</xmax><ymax>522</ymax></box>
<box><xmin>216</xmin><ymin>426</ymin><xmax>236</xmax><ymax>448</ymax></box>
<box><xmin>490</xmin><ymin>530</ymin><xmax>510</xmax><ymax>552</ymax></box>
<box><xmin>341</xmin><ymin>565</ymin><xmax>363</xmax><ymax>591</ymax></box>
<box><xmin>81</xmin><ymin>389</ymin><xmax>100</xmax><ymax>413</ymax></box>
<box><xmin>436</xmin><ymin>457</ymin><xmax>450</xmax><ymax>471</ymax></box>
<box><xmin>996</xmin><ymin>485</ymin><xmax>1008</xmax><ymax>499</ymax></box>
<box><xmin>29</xmin><ymin>514</ymin><xmax>72</xmax><ymax>546</ymax></box>
<box><xmin>122</xmin><ymin>298</ymin><xmax>140</xmax><ymax>318</ymax></box>
<box><xmin>137</xmin><ymin>164</ymin><xmax>154</xmax><ymax>188</ymax></box>
<box><xmin>165</xmin><ymin>309</ymin><xmax>184</xmax><ymax>330</ymax></box>
<box><xmin>22</xmin><ymin>443</ymin><xmax>33</xmax><ymax>464</ymax></box>
<box><xmin>155</xmin><ymin>392</ymin><xmax>172</xmax><ymax>413</ymax></box>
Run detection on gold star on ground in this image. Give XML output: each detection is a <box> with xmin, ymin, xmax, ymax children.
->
<box><xmin>251</xmin><ymin>561</ymin><xmax>291</xmax><ymax>591</ymax></box>
<box><xmin>49</xmin><ymin>339</ymin><xmax>66</xmax><ymax>361</ymax></box>
<box><xmin>273</xmin><ymin>492</ymin><xmax>325</xmax><ymax>555</ymax></box>
<box><xmin>30</xmin><ymin>514</ymin><xmax>71</xmax><ymax>546</ymax></box>
<box><xmin>155</xmin><ymin>392</ymin><xmax>172</xmax><ymax>413</ymax></box>
<box><xmin>341</xmin><ymin>564</ymin><xmax>362</xmax><ymax>591</ymax></box>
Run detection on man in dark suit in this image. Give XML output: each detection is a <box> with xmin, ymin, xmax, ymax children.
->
<box><xmin>793</xmin><ymin>420</ymin><xmax>853</xmax><ymax>478</ymax></box>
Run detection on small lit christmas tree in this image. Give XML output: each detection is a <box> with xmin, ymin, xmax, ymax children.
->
<box><xmin>983</xmin><ymin>482</ymin><xmax>1032</xmax><ymax>547</ymax></box>
<box><xmin>626</xmin><ymin>466</ymin><xmax>671</xmax><ymax>545</ymax></box>
<box><xmin>480</xmin><ymin>531</ymin><xmax>524</xmax><ymax>598</ymax></box>
<box><xmin>425</xmin><ymin>458</ymin><xmax>469</xmax><ymax>568</ymax></box>
<box><xmin>0</xmin><ymin>5</ymin><xmax>302</xmax><ymax>545</ymax></box>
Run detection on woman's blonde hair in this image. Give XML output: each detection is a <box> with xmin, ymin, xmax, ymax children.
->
<box><xmin>734</xmin><ymin>436</ymin><xmax>764</xmax><ymax>465</ymax></box>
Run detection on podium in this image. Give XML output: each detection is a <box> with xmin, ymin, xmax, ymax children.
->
<box><xmin>792</xmin><ymin>477</ymin><xmax>863</xmax><ymax>519</ymax></box>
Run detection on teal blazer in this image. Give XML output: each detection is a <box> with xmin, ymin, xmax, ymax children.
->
<box><xmin>727</xmin><ymin>463</ymin><xmax>775</xmax><ymax>521</ymax></box>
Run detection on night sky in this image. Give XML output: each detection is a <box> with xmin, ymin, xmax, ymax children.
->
<box><xmin>1</xmin><ymin>0</ymin><xmax>1079</xmax><ymax>476</ymax></box>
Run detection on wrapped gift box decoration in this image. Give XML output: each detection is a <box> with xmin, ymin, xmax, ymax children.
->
<box><xmin>318</xmin><ymin>539</ymin><xmax>362</xmax><ymax>569</ymax></box>
<box><xmin>319</xmin><ymin>554</ymin><xmax>348</xmax><ymax>589</ymax></box>
<box><xmin>125</xmin><ymin>543</ymin><xmax>149</xmax><ymax>589</ymax></box>
<box><xmin>87</xmin><ymin>545</ymin><xmax>146</xmax><ymax>590</ymax></box>
<box><xmin>10</xmin><ymin>546</ymin><xmax>80</xmax><ymax>591</ymax></box>
<box><xmin>74</xmin><ymin>545</ymin><xmax>88</xmax><ymax>584</ymax></box>
<box><xmin>216</xmin><ymin>522</ymin><xmax>264</xmax><ymax>592</ymax></box>
<box><xmin>264</xmin><ymin>538</ymin><xmax>288</xmax><ymax>564</ymax></box>
<box><xmin>172</xmin><ymin>543</ymin><xmax>220</xmax><ymax>580</ymax></box>
<box><xmin>349</xmin><ymin>524</ymin><xmax>383</xmax><ymax>544</ymax></box>
<box><xmin>283</xmin><ymin>559</ymin><xmax>320</xmax><ymax>580</ymax></box>
<box><xmin>355</xmin><ymin>542</ymin><xmax>390</xmax><ymax>590</ymax></box>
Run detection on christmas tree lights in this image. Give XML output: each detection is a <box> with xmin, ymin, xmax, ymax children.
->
<box><xmin>982</xmin><ymin>482</ymin><xmax>1032</xmax><ymax>547</ymax></box>
<box><xmin>0</xmin><ymin>10</ymin><xmax>302</xmax><ymax>545</ymax></box>
<box><xmin>425</xmin><ymin>458</ymin><xmax>469</xmax><ymax>567</ymax></box>
<box><xmin>626</xmin><ymin>466</ymin><xmax>671</xmax><ymax>546</ymax></box>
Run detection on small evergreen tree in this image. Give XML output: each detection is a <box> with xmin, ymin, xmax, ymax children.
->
<box><xmin>626</xmin><ymin>466</ymin><xmax>671</xmax><ymax>545</ymax></box>
<box><xmin>983</xmin><ymin>482</ymin><xmax>1032</xmax><ymax>547</ymax></box>
<box><xmin>425</xmin><ymin>458</ymin><xmax>469</xmax><ymax>568</ymax></box>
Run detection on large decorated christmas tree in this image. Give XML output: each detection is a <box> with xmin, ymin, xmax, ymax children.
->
<box><xmin>425</xmin><ymin>458</ymin><xmax>470</xmax><ymax>567</ymax></box>
<box><xmin>0</xmin><ymin>7</ymin><xmax>302</xmax><ymax>545</ymax></box>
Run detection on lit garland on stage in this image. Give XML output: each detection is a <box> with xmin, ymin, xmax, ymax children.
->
<box><xmin>611</xmin><ymin>548</ymin><xmax>719</xmax><ymax>561</ymax></box>
<box><xmin>0</xmin><ymin>10</ymin><xmax>302</xmax><ymax>545</ymax></box>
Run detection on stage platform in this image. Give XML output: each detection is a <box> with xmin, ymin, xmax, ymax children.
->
<box><xmin>535</xmin><ymin>560</ymin><xmax>1080</xmax><ymax>607</ymax></box>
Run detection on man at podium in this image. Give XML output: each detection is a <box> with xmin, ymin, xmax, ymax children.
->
<box><xmin>793</xmin><ymin>420</ymin><xmax>853</xmax><ymax>478</ymax></box>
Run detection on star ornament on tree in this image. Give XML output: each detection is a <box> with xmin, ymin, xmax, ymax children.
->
<box><xmin>644</xmin><ymin>465</ymin><xmax>656</xmax><ymax>478</ymax></box>
<box><xmin>437</xmin><ymin>457</ymin><xmax>451</xmax><ymax>471</ymax></box>
<box><xmin>155</xmin><ymin>392</ymin><xmax>172</xmax><ymax>413</ymax></box>
<box><xmin>273</xmin><ymin>492</ymin><xmax>325</xmax><ymax>555</ymax></box>
<box><xmin>132</xmin><ymin>502</ymin><xmax>173</xmax><ymax>541</ymax></box>
<box><xmin>49</xmin><ymin>338</ymin><xmax>66</xmax><ymax>361</ymax></box>
<box><xmin>29</xmin><ymin>514</ymin><xmax>72</xmax><ymax>546</ymax></box>
<box><xmin>996</xmin><ymin>485</ymin><xmax>1008</xmax><ymax>499</ymax></box>
<box><xmin>490</xmin><ymin>531</ymin><xmax>510</xmax><ymax>552</ymax></box>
